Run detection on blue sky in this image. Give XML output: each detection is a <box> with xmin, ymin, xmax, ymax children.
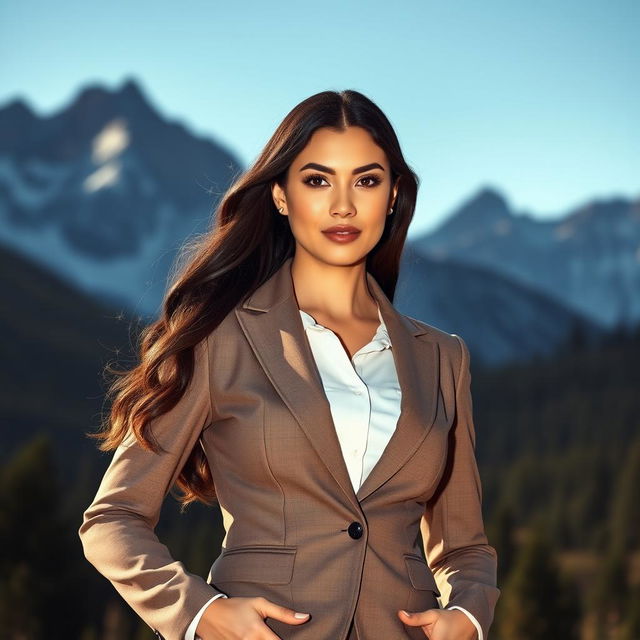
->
<box><xmin>1</xmin><ymin>0</ymin><xmax>638</xmax><ymax>236</ymax></box>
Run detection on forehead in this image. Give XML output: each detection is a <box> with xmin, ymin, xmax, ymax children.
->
<box><xmin>292</xmin><ymin>126</ymin><xmax>388</xmax><ymax>168</ymax></box>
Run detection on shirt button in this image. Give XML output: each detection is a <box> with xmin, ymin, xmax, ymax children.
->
<box><xmin>353</xmin><ymin>388</ymin><xmax>363</xmax><ymax>395</ymax></box>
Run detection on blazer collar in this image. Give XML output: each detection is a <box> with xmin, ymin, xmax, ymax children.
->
<box><xmin>235</xmin><ymin>256</ymin><xmax>440</xmax><ymax>509</ymax></box>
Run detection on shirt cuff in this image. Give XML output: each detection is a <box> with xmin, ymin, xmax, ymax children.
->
<box><xmin>185</xmin><ymin>593</ymin><xmax>228</xmax><ymax>640</ymax></box>
<box><xmin>446</xmin><ymin>605</ymin><xmax>483</xmax><ymax>640</ymax></box>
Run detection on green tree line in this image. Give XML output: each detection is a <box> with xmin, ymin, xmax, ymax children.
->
<box><xmin>1</xmin><ymin>324</ymin><xmax>638</xmax><ymax>639</ymax></box>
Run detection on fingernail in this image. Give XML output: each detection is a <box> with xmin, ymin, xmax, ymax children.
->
<box><xmin>294</xmin><ymin>612</ymin><xmax>310</xmax><ymax>619</ymax></box>
<box><xmin>401</xmin><ymin>610</ymin><xmax>412</xmax><ymax>617</ymax></box>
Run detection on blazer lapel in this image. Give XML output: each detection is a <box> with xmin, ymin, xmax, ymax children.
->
<box><xmin>356</xmin><ymin>273</ymin><xmax>440</xmax><ymax>502</ymax></box>
<box><xmin>234</xmin><ymin>256</ymin><xmax>440</xmax><ymax>511</ymax></box>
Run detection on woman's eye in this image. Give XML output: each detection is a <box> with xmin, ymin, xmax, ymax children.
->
<box><xmin>303</xmin><ymin>174</ymin><xmax>329</xmax><ymax>187</ymax></box>
<box><xmin>359</xmin><ymin>175</ymin><xmax>382</xmax><ymax>187</ymax></box>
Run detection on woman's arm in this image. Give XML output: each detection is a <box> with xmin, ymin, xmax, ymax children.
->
<box><xmin>185</xmin><ymin>593</ymin><xmax>227</xmax><ymax>640</ymax></box>
<box><xmin>78</xmin><ymin>335</ymin><xmax>226</xmax><ymax>640</ymax></box>
<box><xmin>421</xmin><ymin>334</ymin><xmax>501</xmax><ymax>640</ymax></box>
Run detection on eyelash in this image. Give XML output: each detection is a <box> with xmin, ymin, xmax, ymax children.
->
<box><xmin>302</xmin><ymin>173</ymin><xmax>383</xmax><ymax>188</ymax></box>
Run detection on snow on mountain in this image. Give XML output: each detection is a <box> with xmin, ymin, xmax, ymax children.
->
<box><xmin>0</xmin><ymin>77</ymin><xmax>243</xmax><ymax>317</ymax></box>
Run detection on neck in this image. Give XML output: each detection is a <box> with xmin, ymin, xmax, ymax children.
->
<box><xmin>289</xmin><ymin>252</ymin><xmax>379</xmax><ymax>324</ymax></box>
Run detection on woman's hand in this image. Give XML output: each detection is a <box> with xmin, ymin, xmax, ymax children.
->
<box><xmin>398</xmin><ymin>607</ymin><xmax>478</xmax><ymax>639</ymax></box>
<box><xmin>195</xmin><ymin>596</ymin><xmax>310</xmax><ymax>639</ymax></box>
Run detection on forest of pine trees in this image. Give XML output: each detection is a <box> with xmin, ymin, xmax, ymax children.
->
<box><xmin>1</xmin><ymin>324</ymin><xmax>638</xmax><ymax>639</ymax></box>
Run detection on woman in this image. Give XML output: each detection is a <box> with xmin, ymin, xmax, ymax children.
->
<box><xmin>79</xmin><ymin>90</ymin><xmax>500</xmax><ymax>640</ymax></box>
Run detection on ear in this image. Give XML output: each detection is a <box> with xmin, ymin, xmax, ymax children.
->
<box><xmin>389</xmin><ymin>176</ymin><xmax>400</xmax><ymax>211</ymax></box>
<box><xmin>271</xmin><ymin>181</ymin><xmax>287</xmax><ymax>216</ymax></box>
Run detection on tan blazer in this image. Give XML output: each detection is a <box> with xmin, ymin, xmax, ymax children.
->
<box><xmin>79</xmin><ymin>255</ymin><xmax>500</xmax><ymax>640</ymax></box>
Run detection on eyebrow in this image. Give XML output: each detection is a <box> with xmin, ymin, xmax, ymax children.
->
<box><xmin>298</xmin><ymin>162</ymin><xmax>385</xmax><ymax>175</ymax></box>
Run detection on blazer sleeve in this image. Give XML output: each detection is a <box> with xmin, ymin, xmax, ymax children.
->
<box><xmin>78</xmin><ymin>334</ymin><xmax>227</xmax><ymax>640</ymax></box>
<box><xmin>421</xmin><ymin>334</ymin><xmax>501</xmax><ymax>640</ymax></box>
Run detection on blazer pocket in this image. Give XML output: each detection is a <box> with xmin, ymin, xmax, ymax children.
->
<box><xmin>404</xmin><ymin>554</ymin><xmax>441</xmax><ymax>596</ymax></box>
<box><xmin>211</xmin><ymin>544</ymin><xmax>297</xmax><ymax>585</ymax></box>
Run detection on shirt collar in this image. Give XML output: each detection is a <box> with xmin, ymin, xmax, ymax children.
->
<box><xmin>298</xmin><ymin>304</ymin><xmax>392</xmax><ymax>350</ymax></box>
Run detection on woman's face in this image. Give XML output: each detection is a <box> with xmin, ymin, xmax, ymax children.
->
<box><xmin>272</xmin><ymin>126</ymin><xmax>399</xmax><ymax>267</ymax></box>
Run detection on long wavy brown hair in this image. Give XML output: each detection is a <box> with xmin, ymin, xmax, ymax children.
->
<box><xmin>88</xmin><ymin>89</ymin><xmax>420</xmax><ymax>509</ymax></box>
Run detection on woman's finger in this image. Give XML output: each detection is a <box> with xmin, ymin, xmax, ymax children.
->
<box><xmin>398</xmin><ymin>607</ymin><xmax>440</xmax><ymax>636</ymax></box>
<box><xmin>252</xmin><ymin>596</ymin><xmax>311</xmax><ymax>626</ymax></box>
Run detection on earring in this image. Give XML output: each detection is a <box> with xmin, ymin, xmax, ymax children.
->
<box><xmin>278</xmin><ymin>207</ymin><xmax>284</xmax><ymax>213</ymax></box>
<box><xmin>389</xmin><ymin>207</ymin><xmax>394</xmax><ymax>214</ymax></box>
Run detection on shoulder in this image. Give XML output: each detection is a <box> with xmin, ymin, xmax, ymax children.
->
<box><xmin>402</xmin><ymin>313</ymin><xmax>469</xmax><ymax>372</ymax></box>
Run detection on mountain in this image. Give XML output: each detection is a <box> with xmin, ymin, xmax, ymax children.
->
<box><xmin>0</xmin><ymin>78</ymin><xmax>628</xmax><ymax>365</ymax></box>
<box><xmin>395</xmin><ymin>245</ymin><xmax>604</xmax><ymax>368</ymax></box>
<box><xmin>0</xmin><ymin>76</ymin><xmax>243</xmax><ymax>317</ymax></box>
<box><xmin>414</xmin><ymin>187</ymin><xmax>640</xmax><ymax>329</ymax></box>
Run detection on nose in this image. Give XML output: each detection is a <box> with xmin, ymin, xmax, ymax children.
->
<box><xmin>331</xmin><ymin>194</ymin><xmax>356</xmax><ymax>217</ymax></box>
<box><xmin>331</xmin><ymin>208</ymin><xmax>356</xmax><ymax>217</ymax></box>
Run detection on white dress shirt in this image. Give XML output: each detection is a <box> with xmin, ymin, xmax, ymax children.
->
<box><xmin>185</xmin><ymin>305</ymin><xmax>483</xmax><ymax>640</ymax></box>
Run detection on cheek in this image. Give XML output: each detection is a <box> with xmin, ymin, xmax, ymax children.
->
<box><xmin>289</xmin><ymin>188</ymin><xmax>326</xmax><ymax>216</ymax></box>
<box><xmin>286</xmin><ymin>210</ymin><xmax>318</xmax><ymax>239</ymax></box>
<box><xmin>285</xmin><ymin>193</ymin><xmax>326</xmax><ymax>236</ymax></box>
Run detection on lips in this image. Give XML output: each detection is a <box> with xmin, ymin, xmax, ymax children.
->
<box><xmin>321</xmin><ymin>225</ymin><xmax>361</xmax><ymax>244</ymax></box>
<box><xmin>322</xmin><ymin>225</ymin><xmax>360</xmax><ymax>234</ymax></box>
